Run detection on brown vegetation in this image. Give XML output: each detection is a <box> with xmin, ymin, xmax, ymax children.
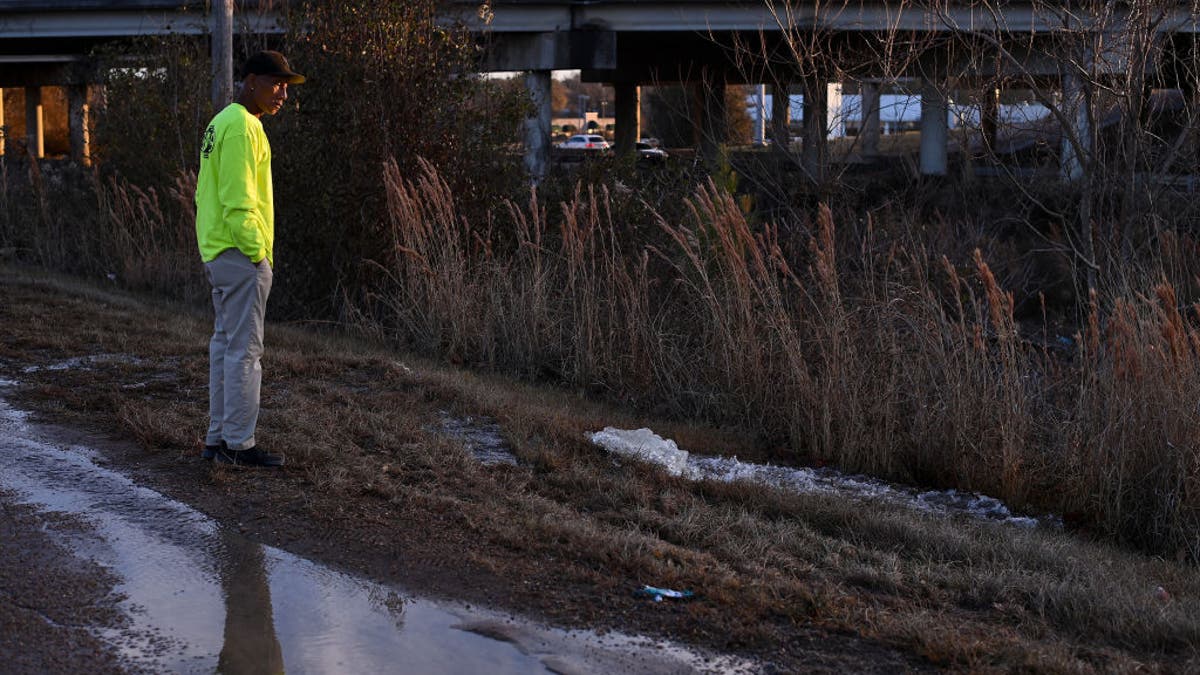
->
<box><xmin>3</xmin><ymin>266</ymin><xmax>1200</xmax><ymax>671</ymax></box>
<box><xmin>0</xmin><ymin>1</ymin><xmax>1199</xmax><ymax>653</ymax></box>
<box><xmin>366</xmin><ymin>158</ymin><xmax>1200</xmax><ymax>562</ymax></box>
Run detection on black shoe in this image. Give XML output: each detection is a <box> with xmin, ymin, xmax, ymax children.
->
<box><xmin>202</xmin><ymin>440</ymin><xmax>226</xmax><ymax>460</ymax></box>
<box><xmin>214</xmin><ymin>446</ymin><xmax>285</xmax><ymax>467</ymax></box>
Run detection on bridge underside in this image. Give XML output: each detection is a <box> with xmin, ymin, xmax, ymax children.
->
<box><xmin>3</xmin><ymin>1</ymin><xmax>1200</xmax><ymax>181</ymax></box>
<box><xmin>490</xmin><ymin>29</ymin><xmax>1200</xmax><ymax>88</ymax></box>
<box><xmin>487</xmin><ymin>19</ymin><xmax>1200</xmax><ymax>181</ymax></box>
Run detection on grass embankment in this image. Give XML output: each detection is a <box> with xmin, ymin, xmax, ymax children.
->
<box><xmin>370</xmin><ymin>161</ymin><xmax>1200</xmax><ymax>562</ymax></box>
<box><xmin>1</xmin><ymin>264</ymin><xmax>1197</xmax><ymax>672</ymax></box>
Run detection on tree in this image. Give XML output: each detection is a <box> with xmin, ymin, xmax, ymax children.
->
<box><xmin>551</xmin><ymin>78</ymin><xmax>570</xmax><ymax>115</ymax></box>
<box><xmin>553</xmin><ymin>74</ymin><xmax>612</xmax><ymax>116</ymax></box>
<box><xmin>266</xmin><ymin>0</ymin><xmax>526</xmax><ymax>316</ymax></box>
<box><xmin>726</xmin><ymin>84</ymin><xmax>754</xmax><ymax>145</ymax></box>
<box><xmin>643</xmin><ymin>84</ymin><xmax>755</xmax><ymax>147</ymax></box>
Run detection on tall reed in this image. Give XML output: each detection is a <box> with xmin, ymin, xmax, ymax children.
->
<box><xmin>97</xmin><ymin>170</ymin><xmax>204</xmax><ymax>301</ymax></box>
<box><xmin>1067</xmin><ymin>282</ymin><xmax>1200</xmax><ymax>558</ymax></box>
<box><xmin>371</xmin><ymin>159</ymin><xmax>1200</xmax><ymax>558</ymax></box>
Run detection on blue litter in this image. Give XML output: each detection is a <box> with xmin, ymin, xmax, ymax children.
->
<box><xmin>635</xmin><ymin>585</ymin><xmax>695</xmax><ymax>602</ymax></box>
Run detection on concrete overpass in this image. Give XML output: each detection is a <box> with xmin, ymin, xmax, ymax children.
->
<box><xmin>459</xmin><ymin>1</ymin><xmax>1200</xmax><ymax>180</ymax></box>
<box><xmin>0</xmin><ymin>0</ymin><xmax>282</xmax><ymax>162</ymax></box>
<box><xmin>2</xmin><ymin>0</ymin><xmax>1198</xmax><ymax>179</ymax></box>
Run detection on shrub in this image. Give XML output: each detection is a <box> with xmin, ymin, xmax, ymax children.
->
<box><xmin>268</xmin><ymin>0</ymin><xmax>528</xmax><ymax>318</ymax></box>
<box><xmin>2</xmin><ymin>1</ymin><xmax>528</xmax><ymax>316</ymax></box>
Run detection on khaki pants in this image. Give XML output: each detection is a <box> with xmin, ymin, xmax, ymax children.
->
<box><xmin>205</xmin><ymin>249</ymin><xmax>273</xmax><ymax>451</ymax></box>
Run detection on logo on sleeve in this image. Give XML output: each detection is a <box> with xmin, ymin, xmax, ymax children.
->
<box><xmin>201</xmin><ymin>125</ymin><xmax>215</xmax><ymax>159</ymax></box>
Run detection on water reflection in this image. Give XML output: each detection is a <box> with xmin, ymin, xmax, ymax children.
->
<box><xmin>218</xmin><ymin>529</ymin><xmax>284</xmax><ymax>675</ymax></box>
<box><xmin>0</xmin><ymin>393</ymin><xmax>757</xmax><ymax>674</ymax></box>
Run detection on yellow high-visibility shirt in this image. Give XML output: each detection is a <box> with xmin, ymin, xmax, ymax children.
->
<box><xmin>194</xmin><ymin>103</ymin><xmax>274</xmax><ymax>265</ymax></box>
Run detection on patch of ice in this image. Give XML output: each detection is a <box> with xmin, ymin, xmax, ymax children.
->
<box><xmin>589</xmin><ymin>427</ymin><xmax>690</xmax><ymax>477</ymax></box>
<box><xmin>687</xmin><ymin>455</ymin><xmax>893</xmax><ymax>499</ymax></box>
<box><xmin>21</xmin><ymin>353</ymin><xmax>147</xmax><ymax>373</ymax></box>
<box><xmin>591</xmin><ymin>427</ymin><xmax>1057</xmax><ymax>528</ymax></box>
<box><xmin>439</xmin><ymin>412</ymin><xmax>518</xmax><ymax>466</ymax></box>
<box><xmin>914</xmin><ymin>490</ymin><xmax>1041</xmax><ymax>528</ymax></box>
<box><xmin>23</xmin><ymin>356</ymin><xmax>92</xmax><ymax>373</ymax></box>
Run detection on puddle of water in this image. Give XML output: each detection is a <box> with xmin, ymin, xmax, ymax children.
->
<box><xmin>0</xmin><ymin>395</ymin><xmax>756</xmax><ymax>674</ymax></box>
<box><xmin>592</xmin><ymin>427</ymin><xmax>1056</xmax><ymax>528</ymax></box>
<box><xmin>439</xmin><ymin>411</ymin><xmax>519</xmax><ymax>466</ymax></box>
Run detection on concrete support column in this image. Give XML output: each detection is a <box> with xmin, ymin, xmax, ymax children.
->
<box><xmin>801</xmin><ymin>75</ymin><xmax>827</xmax><ymax>181</ymax></box>
<box><xmin>1060</xmin><ymin>71</ymin><xmax>1090</xmax><ymax>181</ymax></box>
<box><xmin>919</xmin><ymin>79</ymin><xmax>948</xmax><ymax>176</ymax></box>
<box><xmin>827</xmin><ymin>83</ymin><xmax>844</xmax><ymax>138</ymax></box>
<box><xmin>753</xmin><ymin>84</ymin><xmax>767</xmax><ymax>146</ymax></box>
<box><xmin>860</xmin><ymin>81</ymin><xmax>881</xmax><ymax>159</ymax></box>
<box><xmin>1184</xmin><ymin>66</ymin><xmax>1200</xmax><ymax>171</ymax></box>
<box><xmin>770</xmin><ymin>82</ymin><xmax>790</xmax><ymax>149</ymax></box>
<box><xmin>211</xmin><ymin>0</ymin><xmax>234</xmax><ymax>109</ymax></box>
<box><xmin>980</xmin><ymin>86</ymin><xmax>999</xmax><ymax>154</ymax></box>
<box><xmin>614</xmin><ymin>82</ymin><xmax>640</xmax><ymax>157</ymax></box>
<box><xmin>68</xmin><ymin>84</ymin><xmax>92</xmax><ymax>166</ymax></box>
<box><xmin>25</xmin><ymin>86</ymin><xmax>43</xmax><ymax>159</ymax></box>
<box><xmin>695</xmin><ymin>70</ymin><xmax>727</xmax><ymax>166</ymax></box>
<box><xmin>523</xmin><ymin>70</ymin><xmax>552</xmax><ymax>182</ymax></box>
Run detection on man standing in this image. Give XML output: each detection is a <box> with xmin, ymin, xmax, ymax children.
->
<box><xmin>195</xmin><ymin>51</ymin><xmax>304</xmax><ymax>467</ymax></box>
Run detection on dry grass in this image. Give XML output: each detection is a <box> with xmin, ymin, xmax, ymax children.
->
<box><xmin>370</xmin><ymin>160</ymin><xmax>1200</xmax><ymax>562</ymax></box>
<box><xmin>99</xmin><ymin>170</ymin><xmax>203</xmax><ymax>298</ymax></box>
<box><xmin>16</xmin><ymin>152</ymin><xmax>1198</xmax><ymax>563</ymax></box>
<box><xmin>3</xmin><ymin>264</ymin><xmax>1198</xmax><ymax>671</ymax></box>
<box><xmin>0</xmin><ymin>162</ymin><xmax>203</xmax><ymax>304</ymax></box>
<box><xmin>1065</xmin><ymin>282</ymin><xmax>1200</xmax><ymax>559</ymax></box>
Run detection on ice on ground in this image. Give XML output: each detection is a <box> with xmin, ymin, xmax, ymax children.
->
<box><xmin>915</xmin><ymin>490</ymin><xmax>1040</xmax><ymax>528</ymax></box>
<box><xmin>589</xmin><ymin>428</ymin><xmax>690</xmax><ymax>477</ymax></box>
<box><xmin>439</xmin><ymin>412</ymin><xmax>519</xmax><ymax>466</ymax></box>
<box><xmin>688</xmin><ymin>455</ymin><xmax>890</xmax><ymax>500</ymax></box>
<box><xmin>591</xmin><ymin>427</ymin><xmax>1055</xmax><ymax>528</ymax></box>
<box><xmin>22</xmin><ymin>356</ymin><xmax>94</xmax><ymax>372</ymax></box>
<box><xmin>21</xmin><ymin>353</ymin><xmax>147</xmax><ymax>373</ymax></box>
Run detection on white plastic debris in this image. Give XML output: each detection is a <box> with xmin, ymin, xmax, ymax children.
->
<box><xmin>589</xmin><ymin>427</ymin><xmax>690</xmax><ymax>477</ymax></box>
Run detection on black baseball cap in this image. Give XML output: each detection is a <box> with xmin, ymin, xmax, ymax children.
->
<box><xmin>242</xmin><ymin>50</ymin><xmax>306</xmax><ymax>84</ymax></box>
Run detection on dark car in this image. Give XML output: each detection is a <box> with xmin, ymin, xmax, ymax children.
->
<box><xmin>637</xmin><ymin>141</ymin><xmax>669</xmax><ymax>162</ymax></box>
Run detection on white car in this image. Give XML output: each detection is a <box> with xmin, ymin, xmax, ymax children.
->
<box><xmin>559</xmin><ymin>134</ymin><xmax>610</xmax><ymax>150</ymax></box>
